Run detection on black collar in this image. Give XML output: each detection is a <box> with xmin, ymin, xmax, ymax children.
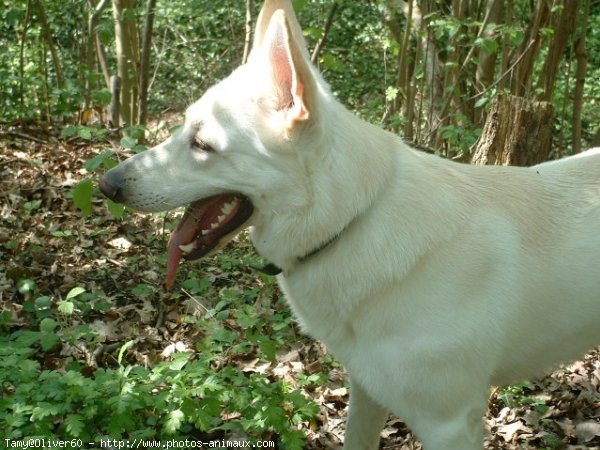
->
<box><xmin>252</xmin><ymin>218</ymin><xmax>354</xmax><ymax>276</ymax></box>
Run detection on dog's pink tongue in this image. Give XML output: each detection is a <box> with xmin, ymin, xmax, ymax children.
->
<box><xmin>166</xmin><ymin>202</ymin><xmax>208</xmax><ymax>289</ymax></box>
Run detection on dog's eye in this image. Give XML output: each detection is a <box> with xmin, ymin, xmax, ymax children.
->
<box><xmin>191</xmin><ymin>137</ymin><xmax>215</xmax><ymax>153</ymax></box>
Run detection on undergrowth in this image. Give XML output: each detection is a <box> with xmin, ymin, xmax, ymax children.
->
<box><xmin>1</xmin><ymin>252</ymin><xmax>320</xmax><ymax>449</ymax></box>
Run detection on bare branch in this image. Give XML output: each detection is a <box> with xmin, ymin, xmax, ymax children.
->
<box><xmin>311</xmin><ymin>2</ymin><xmax>339</xmax><ymax>65</ymax></box>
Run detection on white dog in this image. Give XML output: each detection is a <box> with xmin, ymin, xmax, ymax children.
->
<box><xmin>99</xmin><ymin>1</ymin><xmax>600</xmax><ymax>448</ymax></box>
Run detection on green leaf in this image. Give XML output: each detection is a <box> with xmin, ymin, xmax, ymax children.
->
<box><xmin>107</xmin><ymin>199</ymin><xmax>125</xmax><ymax>218</ymax></box>
<box><xmin>4</xmin><ymin>239</ymin><xmax>18</xmax><ymax>250</ymax></box>
<box><xmin>292</xmin><ymin>0</ymin><xmax>308</xmax><ymax>12</ymax></box>
<box><xmin>58</xmin><ymin>300</ymin><xmax>74</xmax><ymax>315</ymax></box>
<box><xmin>85</xmin><ymin>150</ymin><xmax>115</xmax><ymax>172</ymax></box>
<box><xmin>35</xmin><ymin>295</ymin><xmax>53</xmax><ymax>309</ymax></box>
<box><xmin>120</xmin><ymin>136</ymin><xmax>137</xmax><ymax>149</ymax></box>
<box><xmin>320</xmin><ymin>54</ymin><xmax>345</xmax><ymax>72</ymax></box>
<box><xmin>65</xmin><ymin>414</ymin><xmax>85</xmax><ymax>437</ymax></box>
<box><xmin>258</xmin><ymin>337</ymin><xmax>277</xmax><ymax>362</ymax></box>
<box><xmin>280</xmin><ymin>429</ymin><xmax>306</xmax><ymax>450</ymax></box>
<box><xmin>474</xmin><ymin>96</ymin><xmax>489</xmax><ymax>108</ymax></box>
<box><xmin>66</xmin><ymin>286</ymin><xmax>86</xmax><ymax>300</ymax></box>
<box><xmin>169</xmin><ymin>352</ymin><xmax>192</xmax><ymax>371</ymax></box>
<box><xmin>91</xmin><ymin>89</ymin><xmax>112</xmax><ymax>105</ymax></box>
<box><xmin>62</xmin><ymin>125</ymin><xmax>77</xmax><ymax>137</ymax></box>
<box><xmin>72</xmin><ymin>179</ymin><xmax>94</xmax><ymax>216</ymax></box>
<box><xmin>164</xmin><ymin>409</ymin><xmax>185</xmax><ymax>434</ymax></box>
<box><xmin>40</xmin><ymin>333</ymin><xmax>60</xmax><ymax>351</ymax></box>
<box><xmin>40</xmin><ymin>317</ymin><xmax>58</xmax><ymax>333</ymax></box>
<box><xmin>17</xmin><ymin>278</ymin><xmax>37</xmax><ymax>295</ymax></box>
<box><xmin>118</xmin><ymin>340</ymin><xmax>136</xmax><ymax>365</ymax></box>
<box><xmin>132</xmin><ymin>283</ymin><xmax>153</xmax><ymax>298</ymax></box>
<box><xmin>24</xmin><ymin>199</ymin><xmax>42</xmax><ymax>211</ymax></box>
<box><xmin>77</xmin><ymin>127</ymin><xmax>93</xmax><ymax>140</ymax></box>
<box><xmin>476</xmin><ymin>37</ymin><xmax>498</xmax><ymax>55</ymax></box>
<box><xmin>31</xmin><ymin>402</ymin><xmax>62</xmax><ymax>421</ymax></box>
<box><xmin>385</xmin><ymin>86</ymin><xmax>399</xmax><ymax>102</ymax></box>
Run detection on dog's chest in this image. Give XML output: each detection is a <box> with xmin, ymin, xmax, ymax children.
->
<box><xmin>278</xmin><ymin>275</ymin><xmax>358</xmax><ymax>349</ymax></box>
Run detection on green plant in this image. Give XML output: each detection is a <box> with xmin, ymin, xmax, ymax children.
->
<box><xmin>68</xmin><ymin>128</ymin><xmax>149</xmax><ymax>218</ymax></box>
<box><xmin>2</xmin><ymin>277</ymin><xmax>319</xmax><ymax>448</ymax></box>
<box><xmin>497</xmin><ymin>381</ymin><xmax>548</xmax><ymax>413</ymax></box>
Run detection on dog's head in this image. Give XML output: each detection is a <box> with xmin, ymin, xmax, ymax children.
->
<box><xmin>99</xmin><ymin>0</ymin><xmax>326</xmax><ymax>287</ymax></box>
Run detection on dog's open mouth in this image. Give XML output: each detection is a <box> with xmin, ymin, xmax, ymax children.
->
<box><xmin>166</xmin><ymin>194</ymin><xmax>253</xmax><ymax>288</ymax></box>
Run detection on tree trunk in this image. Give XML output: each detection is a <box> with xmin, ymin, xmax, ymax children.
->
<box><xmin>510</xmin><ymin>0</ymin><xmax>551</xmax><ymax>97</ymax></box>
<box><xmin>86</xmin><ymin>0</ymin><xmax>110</xmax><ymax>109</ymax></box>
<box><xmin>113</xmin><ymin>0</ymin><xmax>139</xmax><ymax>127</ymax></box>
<box><xmin>476</xmin><ymin>0</ymin><xmax>503</xmax><ymax>89</ymax></box>
<box><xmin>19</xmin><ymin>0</ymin><xmax>33</xmax><ymax>107</ymax></box>
<box><xmin>109</xmin><ymin>75</ymin><xmax>121</xmax><ymax>129</ymax></box>
<box><xmin>421</xmin><ymin>1</ymin><xmax>445</xmax><ymax>147</ymax></box>
<box><xmin>35</xmin><ymin>0</ymin><xmax>65</xmax><ymax>89</ymax></box>
<box><xmin>498</xmin><ymin>0</ymin><xmax>514</xmax><ymax>91</ymax></box>
<box><xmin>475</xmin><ymin>0</ymin><xmax>504</xmax><ymax>123</ymax></box>
<box><xmin>591</xmin><ymin>127</ymin><xmax>600</xmax><ymax>148</ymax></box>
<box><xmin>96</xmin><ymin>30</ymin><xmax>111</xmax><ymax>88</ymax></box>
<box><xmin>572</xmin><ymin>0</ymin><xmax>590</xmax><ymax>154</ymax></box>
<box><xmin>536</xmin><ymin>0</ymin><xmax>580</xmax><ymax>101</ymax></box>
<box><xmin>471</xmin><ymin>94</ymin><xmax>553</xmax><ymax>166</ymax></box>
<box><xmin>138</xmin><ymin>0</ymin><xmax>157</xmax><ymax>126</ymax></box>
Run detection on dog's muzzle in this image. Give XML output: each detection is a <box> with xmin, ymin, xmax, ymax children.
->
<box><xmin>98</xmin><ymin>173</ymin><xmax>125</xmax><ymax>204</ymax></box>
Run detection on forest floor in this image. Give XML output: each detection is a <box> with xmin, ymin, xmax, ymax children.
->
<box><xmin>1</xmin><ymin>124</ymin><xmax>599</xmax><ymax>449</ymax></box>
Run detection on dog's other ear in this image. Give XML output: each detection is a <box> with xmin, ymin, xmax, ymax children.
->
<box><xmin>252</xmin><ymin>0</ymin><xmax>309</xmax><ymax>61</ymax></box>
<box><xmin>260</xmin><ymin>9</ymin><xmax>316</xmax><ymax>130</ymax></box>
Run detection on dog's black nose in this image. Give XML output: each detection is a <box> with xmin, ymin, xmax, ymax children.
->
<box><xmin>98</xmin><ymin>175</ymin><xmax>124</xmax><ymax>203</ymax></box>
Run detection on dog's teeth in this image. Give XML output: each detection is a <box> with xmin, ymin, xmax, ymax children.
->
<box><xmin>179</xmin><ymin>243</ymin><xmax>195</xmax><ymax>254</ymax></box>
<box><xmin>211</xmin><ymin>222</ymin><xmax>219</xmax><ymax>230</ymax></box>
<box><xmin>218</xmin><ymin>214</ymin><xmax>226</xmax><ymax>222</ymax></box>
<box><xmin>201</xmin><ymin>229</ymin><xmax>210</xmax><ymax>236</ymax></box>
<box><xmin>221</xmin><ymin>200</ymin><xmax>237</xmax><ymax>215</ymax></box>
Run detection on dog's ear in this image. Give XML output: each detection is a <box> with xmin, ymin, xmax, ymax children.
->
<box><xmin>252</xmin><ymin>0</ymin><xmax>309</xmax><ymax>61</ymax></box>
<box><xmin>259</xmin><ymin>9</ymin><xmax>316</xmax><ymax>130</ymax></box>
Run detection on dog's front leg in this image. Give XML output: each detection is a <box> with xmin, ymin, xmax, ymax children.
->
<box><xmin>343</xmin><ymin>379</ymin><xmax>388</xmax><ymax>450</ymax></box>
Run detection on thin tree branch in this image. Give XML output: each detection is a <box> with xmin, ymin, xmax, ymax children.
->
<box><xmin>242</xmin><ymin>0</ymin><xmax>253</xmax><ymax>64</ymax></box>
<box><xmin>138</xmin><ymin>0</ymin><xmax>157</xmax><ymax>126</ymax></box>
<box><xmin>311</xmin><ymin>2</ymin><xmax>339</xmax><ymax>65</ymax></box>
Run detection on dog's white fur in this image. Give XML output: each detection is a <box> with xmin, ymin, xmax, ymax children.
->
<box><xmin>102</xmin><ymin>1</ymin><xmax>600</xmax><ymax>448</ymax></box>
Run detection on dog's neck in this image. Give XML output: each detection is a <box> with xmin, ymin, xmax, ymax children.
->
<box><xmin>249</xmin><ymin>96</ymin><xmax>399</xmax><ymax>273</ymax></box>
<box><xmin>253</xmin><ymin>212</ymin><xmax>358</xmax><ymax>276</ymax></box>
